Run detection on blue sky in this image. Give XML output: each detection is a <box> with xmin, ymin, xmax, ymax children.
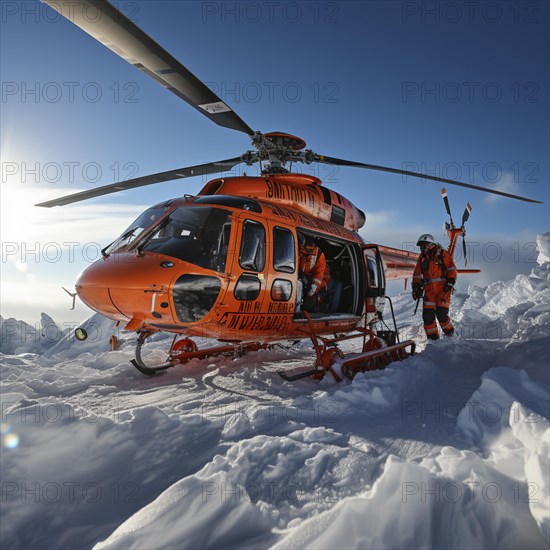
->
<box><xmin>1</xmin><ymin>0</ymin><xmax>549</xmax><ymax>325</ymax></box>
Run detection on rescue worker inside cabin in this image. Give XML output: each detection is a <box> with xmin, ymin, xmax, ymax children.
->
<box><xmin>412</xmin><ymin>233</ymin><xmax>457</xmax><ymax>339</ymax></box>
<box><xmin>298</xmin><ymin>233</ymin><xmax>329</xmax><ymax>312</ymax></box>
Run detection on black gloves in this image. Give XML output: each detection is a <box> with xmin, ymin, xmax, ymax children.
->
<box><xmin>412</xmin><ymin>284</ymin><xmax>423</xmax><ymax>301</ymax></box>
<box><xmin>444</xmin><ymin>280</ymin><xmax>455</xmax><ymax>293</ymax></box>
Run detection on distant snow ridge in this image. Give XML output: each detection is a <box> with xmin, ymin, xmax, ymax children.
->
<box><xmin>537</xmin><ymin>231</ymin><xmax>550</xmax><ymax>264</ymax></box>
<box><xmin>44</xmin><ymin>313</ymin><xmax>121</xmax><ymax>359</ymax></box>
<box><xmin>0</xmin><ymin>313</ymin><xmax>65</xmax><ymax>355</ymax></box>
<box><xmin>0</xmin><ymin>312</ymin><xmax>121</xmax><ymax>358</ymax></box>
<box><xmin>456</xmin><ymin>231</ymin><xmax>549</xmax><ymax>343</ymax></box>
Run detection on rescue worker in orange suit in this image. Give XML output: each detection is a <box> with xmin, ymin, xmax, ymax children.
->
<box><xmin>298</xmin><ymin>234</ymin><xmax>329</xmax><ymax>312</ymax></box>
<box><xmin>412</xmin><ymin>233</ymin><xmax>457</xmax><ymax>339</ymax></box>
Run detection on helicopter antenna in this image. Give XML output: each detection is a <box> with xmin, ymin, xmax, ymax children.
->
<box><xmin>62</xmin><ymin>287</ymin><xmax>77</xmax><ymax>310</ymax></box>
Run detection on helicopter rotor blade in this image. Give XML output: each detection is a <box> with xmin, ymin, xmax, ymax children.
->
<box><xmin>314</xmin><ymin>154</ymin><xmax>543</xmax><ymax>204</ymax></box>
<box><xmin>35</xmin><ymin>157</ymin><xmax>243</xmax><ymax>207</ymax></box>
<box><xmin>461</xmin><ymin>202</ymin><xmax>472</xmax><ymax>226</ymax></box>
<box><xmin>441</xmin><ymin>187</ymin><xmax>454</xmax><ymax>225</ymax></box>
<box><xmin>461</xmin><ymin>202</ymin><xmax>472</xmax><ymax>266</ymax></box>
<box><xmin>42</xmin><ymin>0</ymin><xmax>254</xmax><ymax>136</ymax></box>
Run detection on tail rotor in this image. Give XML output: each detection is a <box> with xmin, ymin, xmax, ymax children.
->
<box><xmin>441</xmin><ymin>188</ymin><xmax>472</xmax><ymax>265</ymax></box>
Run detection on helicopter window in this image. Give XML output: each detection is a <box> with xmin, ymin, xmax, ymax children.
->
<box><xmin>273</xmin><ymin>227</ymin><xmax>295</xmax><ymax>273</ymax></box>
<box><xmin>366</xmin><ymin>256</ymin><xmax>379</xmax><ymax>288</ymax></box>
<box><xmin>214</xmin><ymin>221</ymin><xmax>232</xmax><ymax>273</ymax></box>
<box><xmin>141</xmin><ymin>206</ymin><xmax>232</xmax><ymax>271</ymax></box>
<box><xmin>320</xmin><ymin>186</ymin><xmax>332</xmax><ymax>206</ymax></box>
<box><xmin>234</xmin><ymin>274</ymin><xmax>261</xmax><ymax>300</ymax></box>
<box><xmin>195</xmin><ymin>195</ymin><xmax>262</xmax><ymax>213</ymax></box>
<box><xmin>364</xmin><ymin>246</ymin><xmax>385</xmax><ymax>298</ymax></box>
<box><xmin>330</xmin><ymin>205</ymin><xmax>346</xmax><ymax>226</ymax></box>
<box><xmin>173</xmin><ymin>274</ymin><xmax>222</xmax><ymax>323</ymax></box>
<box><xmin>104</xmin><ymin>206</ymin><xmax>167</xmax><ymax>254</ymax></box>
<box><xmin>239</xmin><ymin>220</ymin><xmax>266</xmax><ymax>272</ymax></box>
<box><xmin>271</xmin><ymin>279</ymin><xmax>292</xmax><ymax>302</ymax></box>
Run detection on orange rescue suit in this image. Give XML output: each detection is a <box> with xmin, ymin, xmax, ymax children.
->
<box><xmin>299</xmin><ymin>244</ymin><xmax>329</xmax><ymax>292</ymax></box>
<box><xmin>412</xmin><ymin>244</ymin><xmax>457</xmax><ymax>338</ymax></box>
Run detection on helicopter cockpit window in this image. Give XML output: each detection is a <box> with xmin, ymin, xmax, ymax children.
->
<box><xmin>273</xmin><ymin>227</ymin><xmax>295</xmax><ymax>273</ymax></box>
<box><xmin>104</xmin><ymin>206</ymin><xmax>167</xmax><ymax>255</ymax></box>
<box><xmin>141</xmin><ymin>207</ymin><xmax>232</xmax><ymax>272</ymax></box>
<box><xmin>239</xmin><ymin>220</ymin><xmax>266</xmax><ymax>272</ymax></box>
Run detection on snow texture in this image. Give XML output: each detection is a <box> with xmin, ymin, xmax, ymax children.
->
<box><xmin>1</xmin><ymin>232</ymin><xmax>549</xmax><ymax>549</ymax></box>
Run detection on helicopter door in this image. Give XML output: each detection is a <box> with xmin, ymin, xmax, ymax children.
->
<box><xmin>266</xmin><ymin>224</ymin><xmax>297</xmax><ymax>315</ymax></box>
<box><xmin>362</xmin><ymin>244</ymin><xmax>386</xmax><ymax>298</ymax></box>
<box><xmin>230</xmin><ymin>218</ymin><xmax>267</xmax><ymax>315</ymax></box>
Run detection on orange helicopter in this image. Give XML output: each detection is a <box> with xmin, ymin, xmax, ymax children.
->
<box><xmin>37</xmin><ymin>0</ymin><xmax>542</xmax><ymax>380</ymax></box>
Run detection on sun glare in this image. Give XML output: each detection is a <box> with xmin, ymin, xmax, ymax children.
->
<box><xmin>0</xmin><ymin>183</ymin><xmax>51</xmax><ymax>244</ymax></box>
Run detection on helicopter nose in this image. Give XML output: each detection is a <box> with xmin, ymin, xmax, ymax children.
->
<box><xmin>76</xmin><ymin>253</ymin><xmax>178</xmax><ymax>323</ymax></box>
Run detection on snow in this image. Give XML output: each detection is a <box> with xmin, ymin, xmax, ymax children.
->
<box><xmin>1</xmin><ymin>232</ymin><xmax>549</xmax><ymax>549</ymax></box>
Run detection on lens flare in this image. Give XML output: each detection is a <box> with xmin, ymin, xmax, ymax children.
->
<box><xmin>3</xmin><ymin>433</ymin><xmax>20</xmax><ymax>449</ymax></box>
<box><xmin>0</xmin><ymin>422</ymin><xmax>11</xmax><ymax>435</ymax></box>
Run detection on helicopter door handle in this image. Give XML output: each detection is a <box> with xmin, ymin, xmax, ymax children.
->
<box><xmin>143</xmin><ymin>287</ymin><xmax>167</xmax><ymax>314</ymax></box>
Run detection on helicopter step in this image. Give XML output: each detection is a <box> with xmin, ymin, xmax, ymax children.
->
<box><xmin>338</xmin><ymin>340</ymin><xmax>416</xmax><ymax>380</ymax></box>
<box><xmin>277</xmin><ymin>366</ymin><xmax>325</xmax><ymax>382</ymax></box>
<box><xmin>276</xmin><ymin>312</ymin><xmax>416</xmax><ymax>382</ymax></box>
<box><xmin>277</xmin><ymin>340</ymin><xmax>416</xmax><ymax>382</ymax></box>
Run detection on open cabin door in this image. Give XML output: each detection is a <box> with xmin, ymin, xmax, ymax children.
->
<box><xmin>362</xmin><ymin>244</ymin><xmax>386</xmax><ymax>298</ymax></box>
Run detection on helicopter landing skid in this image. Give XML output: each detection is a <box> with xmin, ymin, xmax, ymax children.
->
<box><xmin>277</xmin><ymin>312</ymin><xmax>416</xmax><ymax>382</ymax></box>
<box><xmin>131</xmin><ymin>331</ymin><xmax>269</xmax><ymax>376</ymax></box>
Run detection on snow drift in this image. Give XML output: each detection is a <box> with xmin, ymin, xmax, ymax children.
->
<box><xmin>1</xmin><ymin>232</ymin><xmax>548</xmax><ymax>549</ymax></box>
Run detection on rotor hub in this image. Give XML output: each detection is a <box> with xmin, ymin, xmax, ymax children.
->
<box><xmin>263</xmin><ymin>132</ymin><xmax>306</xmax><ymax>151</ymax></box>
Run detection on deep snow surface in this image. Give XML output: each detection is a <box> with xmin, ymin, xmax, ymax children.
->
<box><xmin>1</xmin><ymin>232</ymin><xmax>549</xmax><ymax>549</ymax></box>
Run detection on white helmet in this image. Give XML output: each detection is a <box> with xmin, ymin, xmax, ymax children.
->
<box><xmin>416</xmin><ymin>233</ymin><xmax>435</xmax><ymax>246</ymax></box>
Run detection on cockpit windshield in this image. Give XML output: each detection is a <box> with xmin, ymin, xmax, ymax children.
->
<box><xmin>141</xmin><ymin>206</ymin><xmax>232</xmax><ymax>272</ymax></box>
<box><xmin>104</xmin><ymin>206</ymin><xmax>167</xmax><ymax>255</ymax></box>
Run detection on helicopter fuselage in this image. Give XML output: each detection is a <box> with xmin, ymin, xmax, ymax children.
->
<box><xmin>76</xmin><ymin>174</ymin><xmax>417</xmax><ymax>342</ymax></box>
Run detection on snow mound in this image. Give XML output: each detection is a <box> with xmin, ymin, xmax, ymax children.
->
<box><xmin>456</xmin><ymin>366</ymin><xmax>550</xmax><ymax>544</ymax></box>
<box><xmin>44</xmin><ymin>313</ymin><xmax>123</xmax><ymax>359</ymax></box>
<box><xmin>1</xmin><ymin>231</ymin><xmax>549</xmax><ymax>549</ymax></box>
<box><xmin>0</xmin><ymin>312</ymin><xmax>121</xmax><ymax>358</ymax></box>
<box><xmin>537</xmin><ymin>231</ymin><xmax>550</xmax><ymax>264</ymax></box>
<box><xmin>0</xmin><ymin>313</ymin><xmax>64</xmax><ymax>355</ymax></box>
<box><xmin>95</xmin><ymin>430</ymin><xmax>351</xmax><ymax>549</ymax></box>
<box><xmin>456</xmin><ymin>231</ymin><xmax>549</xmax><ymax>343</ymax></box>
<box><xmin>274</xmin><ymin>450</ymin><xmax>546</xmax><ymax>549</ymax></box>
